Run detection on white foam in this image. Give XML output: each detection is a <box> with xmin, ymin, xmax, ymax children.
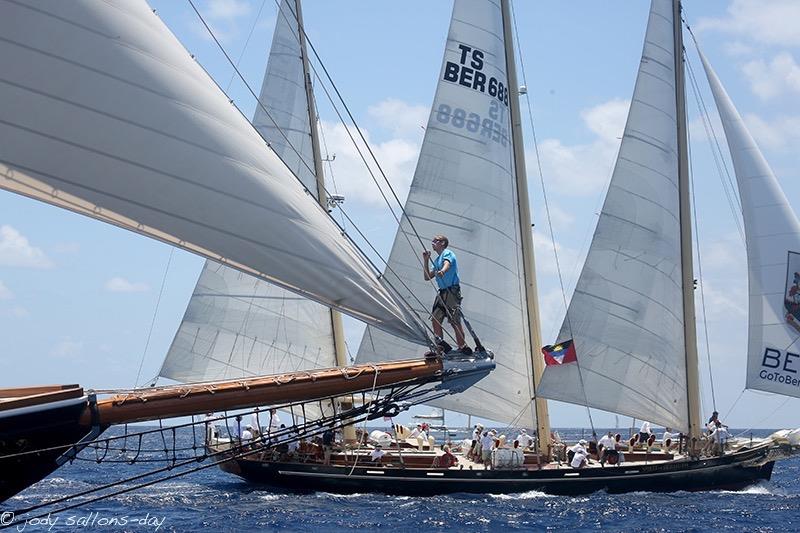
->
<box><xmin>490</xmin><ymin>490</ymin><xmax>555</xmax><ymax>500</ymax></box>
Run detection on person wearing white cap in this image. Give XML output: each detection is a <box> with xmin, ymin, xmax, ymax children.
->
<box><xmin>241</xmin><ymin>424</ymin><xmax>254</xmax><ymax>443</ymax></box>
<box><xmin>568</xmin><ymin>439</ymin><xmax>589</xmax><ymax>468</ymax></box>
<box><xmin>516</xmin><ymin>429</ymin><xmax>534</xmax><ymax>450</ymax></box>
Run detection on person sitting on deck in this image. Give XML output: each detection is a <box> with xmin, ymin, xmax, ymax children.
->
<box><xmin>598</xmin><ymin>432</ymin><xmax>615</xmax><ymax>466</ymax></box>
<box><xmin>639</xmin><ymin>420</ymin><xmax>653</xmax><ymax>445</ymax></box>
<box><xmin>567</xmin><ymin>439</ymin><xmax>588</xmax><ymax>465</ymax></box>
<box><xmin>370</xmin><ymin>444</ymin><xmax>386</xmax><ymax>464</ymax></box>
<box><xmin>662</xmin><ymin>427</ymin><xmax>678</xmax><ymax>452</ymax></box>
<box><xmin>438</xmin><ymin>445</ymin><xmax>458</xmax><ymax>468</ymax></box>
<box><xmin>240</xmin><ymin>424</ymin><xmax>254</xmax><ymax>444</ymax></box>
<box><xmin>570</xmin><ymin>444</ymin><xmax>589</xmax><ymax>469</ymax></box>
<box><xmin>516</xmin><ymin>429</ymin><xmax>534</xmax><ymax>450</ymax></box>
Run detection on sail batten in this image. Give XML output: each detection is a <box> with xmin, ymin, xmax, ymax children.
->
<box><xmin>537</xmin><ymin>0</ymin><xmax>689</xmax><ymax>431</ymax></box>
<box><xmin>699</xmin><ymin>51</ymin><xmax>800</xmax><ymax>399</ymax></box>
<box><xmin>0</xmin><ymin>0</ymin><xmax>426</xmax><ymax>346</ymax></box>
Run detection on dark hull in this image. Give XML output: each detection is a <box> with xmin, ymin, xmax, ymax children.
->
<box><xmin>0</xmin><ymin>398</ymin><xmax>97</xmax><ymax>503</ymax></box>
<box><xmin>227</xmin><ymin>445</ymin><xmax>775</xmax><ymax>496</ymax></box>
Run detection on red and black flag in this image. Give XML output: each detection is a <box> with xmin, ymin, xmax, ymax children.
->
<box><xmin>542</xmin><ymin>340</ymin><xmax>577</xmax><ymax>366</ymax></box>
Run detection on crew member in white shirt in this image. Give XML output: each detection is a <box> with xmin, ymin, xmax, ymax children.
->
<box><xmin>516</xmin><ymin>429</ymin><xmax>534</xmax><ymax>449</ymax></box>
<box><xmin>480</xmin><ymin>431</ymin><xmax>495</xmax><ymax>465</ymax></box>
<box><xmin>370</xmin><ymin>444</ymin><xmax>386</xmax><ymax>463</ymax></box>
<box><xmin>598</xmin><ymin>432</ymin><xmax>615</xmax><ymax>465</ymax></box>
<box><xmin>662</xmin><ymin>427</ymin><xmax>677</xmax><ymax>451</ymax></box>
<box><xmin>638</xmin><ymin>421</ymin><xmax>652</xmax><ymax>445</ymax></box>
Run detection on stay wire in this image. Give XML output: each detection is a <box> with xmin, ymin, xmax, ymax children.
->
<box><xmin>186</xmin><ymin>0</ymin><xmax>436</xmax><ymax>342</ymax></box>
<box><xmin>133</xmin><ymin>247</ymin><xmax>174</xmax><ymax>388</ymax></box>
<box><xmin>510</xmin><ymin>0</ymin><xmax>595</xmax><ymax>435</ymax></box>
<box><xmin>224</xmin><ymin>0</ymin><xmax>268</xmax><ymax>92</ymax></box>
<box><xmin>686</xmin><ymin>101</ymin><xmax>717</xmax><ymax>412</ymax></box>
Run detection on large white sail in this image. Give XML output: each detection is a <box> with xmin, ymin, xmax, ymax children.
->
<box><xmin>356</xmin><ymin>0</ymin><xmax>534</xmax><ymax>426</ymax></box>
<box><xmin>0</xmin><ymin>0</ymin><xmax>426</xmax><ymax>344</ymax></box>
<box><xmin>159</xmin><ymin>0</ymin><xmax>337</xmax><ymax>383</ymax></box>
<box><xmin>700</xmin><ymin>53</ymin><xmax>800</xmax><ymax>398</ymax></box>
<box><xmin>537</xmin><ymin>0</ymin><xmax>689</xmax><ymax>431</ymax></box>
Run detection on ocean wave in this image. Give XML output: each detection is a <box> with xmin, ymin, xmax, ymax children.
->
<box><xmin>490</xmin><ymin>490</ymin><xmax>555</xmax><ymax>500</ymax></box>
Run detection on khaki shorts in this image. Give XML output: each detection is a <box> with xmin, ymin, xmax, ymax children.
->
<box><xmin>432</xmin><ymin>286</ymin><xmax>462</xmax><ymax>324</ymax></box>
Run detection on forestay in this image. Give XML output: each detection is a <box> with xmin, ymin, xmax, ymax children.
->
<box><xmin>356</xmin><ymin>0</ymin><xmax>535</xmax><ymax>426</ymax></box>
<box><xmin>0</xmin><ymin>0</ymin><xmax>425</xmax><ymax>344</ymax></box>
<box><xmin>538</xmin><ymin>0</ymin><xmax>689</xmax><ymax>431</ymax></box>
<box><xmin>159</xmin><ymin>0</ymin><xmax>337</xmax><ymax>384</ymax></box>
<box><xmin>700</xmin><ymin>53</ymin><xmax>800</xmax><ymax>398</ymax></box>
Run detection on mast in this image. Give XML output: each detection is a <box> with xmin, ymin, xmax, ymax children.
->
<box><xmin>294</xmin><ymin>0</ymin><xmax>355</xmax><ymax>440</ymax></box>
<box><xmin>673</xmin><ymin>0</ymin><xmax>702</xmax><ymax>441</ymax></box>
<box><xmin>500</xmin><ymin>0</ymin><xmax>551</xmax><ymax>456</ymax></box>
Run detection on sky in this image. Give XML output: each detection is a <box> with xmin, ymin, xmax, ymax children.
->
<box><xmin>2</xmin><ymin>0</ymin><xmax>800</xmax><ymax>431</ymax></box>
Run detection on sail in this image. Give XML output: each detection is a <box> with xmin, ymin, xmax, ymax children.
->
<box><xmin>356</xmin><ymin>0</ymin><xmax>534</xmax><ymax>426</ymax></box>
<box><xmin>159</xmin><ymin>0</ymin><xmax>337</xmax><ymax>384</ymax></box>
<box><xmin>537</xmin><ymin>0</ymin><xmax>689</xmax><ymax>431</ymax></box>
<box><xmin>0</xmin><ymin>0</ymin><xmax>426</xmax><ymax>344</ymax></box>
<box><xmin>700</xmin><ymin>53</ymin><xmax>800</xmax><ymax>398</ymax></box>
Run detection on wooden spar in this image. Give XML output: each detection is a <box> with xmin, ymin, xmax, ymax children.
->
<box><xmin>80</xmin><ymin>358</ymin><xmax>443</xmax><ymax>426</ymax></box>
<box><xmin>673</xmin><ymin>0</ymin><xmax>702</xmax><ymax>441</ymax></box>
<box><xmin>500</xmin><ymin>0</ymin><xmax>551</xmax><ymax>456</ymax></box>
<box><xmin>295</xmin><ymin>0</ymin><xmax>358</xmax><ymax>442</ymax></box>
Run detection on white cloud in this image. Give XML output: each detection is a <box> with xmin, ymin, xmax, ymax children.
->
<box><xmin>9</xmin><ymin>306</ymin><xmax>30</xmax><ymax>318</ymax></box>
<box><xmin>205</xmin><ymin>0</ymin><xmax>250</xmax><ymax>21</ymax></box>
<box><xmin>0</xmin><ymin>281</ymin><xmax>11</xmax><ymax>300</ymax></box>
<box><xmin>535</xmin><ymin>99</ymin><xmax>628</xmax><ymax>196</ymax></box>
<box><xmin>50</xmin><ymin>338</ymin><xmax>83</xmax><ymax>359</ymax></box>
<box><xmin>695</xmin><ymin>0</ymin><xmax>800</xmax><ymax>47</ymax></box>
<box><xmin>0</xmin><ymin>225</ymin><xmax>53</xmax><ymax>268</ymax></box>
<box><xmin>105</xmin><ymin>277</ymin><xmax>150</xmax><ymax>293</ymax></box>
<box><xmin>321</xmin><ymin>120</ymin><xmax>420</xmax><ymax>206</ymax></box>
<box><xmin>368</xmin><ymin>98</ymin><xmax>429</xmax><ymax>137</ymax></box>
<box><xmin>741</xmin><ymin>53</ymin><xmax>800</xmax><ymax>100</ymax></box>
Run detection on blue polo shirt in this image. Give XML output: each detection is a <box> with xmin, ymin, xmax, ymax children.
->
<box><xmin>432</xmin><ymin>249</ymin><xmax>459</xmax><ymax>290</ymax></box>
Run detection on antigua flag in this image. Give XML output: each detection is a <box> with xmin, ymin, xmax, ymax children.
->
<box><xmin>542</xmin><ymin>340</ymin><xmax>578</xmax><ymax>366</ymax></box>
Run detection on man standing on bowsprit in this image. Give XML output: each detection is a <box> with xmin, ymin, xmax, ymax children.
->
<box><xmin>422</xmin><ymin>235</ymin><xmax>471</xmax><ymax>356</ymax></box>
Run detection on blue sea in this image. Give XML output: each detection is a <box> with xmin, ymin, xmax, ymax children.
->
<box><xmin>5</xmin><ymin>427</ymin><xmax>800</xmax><ymax>532</ymax></box>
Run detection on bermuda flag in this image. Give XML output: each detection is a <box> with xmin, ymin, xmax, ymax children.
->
<box><xmin>542</xmin><ymin>340</ymin><xmax>578</xmax><ymax>366</ymax></box>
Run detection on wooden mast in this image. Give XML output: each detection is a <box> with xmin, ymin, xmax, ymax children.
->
<box><xmin>673</xmin><ymin>0</ymin><xmax>702</xmax><ymax>443</ymax></box>
<box><xmin>500</xmin><ymin>0</ymin><xmax>551</xmax><ymax>457</ymax></box>
<box><xmin>294</xmin><ymin>0</ymin><xmax>356</xmax><ymax>442</ymax></box>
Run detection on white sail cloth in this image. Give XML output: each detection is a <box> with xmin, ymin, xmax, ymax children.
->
<box><xmin>538</xmin><ymin>0</ymin><xmax>689</xmax><ymax>431</ymax></box>
<box><xmin>700</xmin><ymin>53</ymin><xmax>800</xmax><ymax>398</ymax></box>
<box><xmin>159</xmin><ymin>0</ymin><xmax>337</xmax><ymax>383</ymax></box>
<box><xmin>356</xmin><ymin>0</ymin><xmax>535</xmax><ymax>426</ymax></box>
<box><xmin>0</xmin><ymin>0</ymin><xmax>425</xmax><ymax>344</ymax></box>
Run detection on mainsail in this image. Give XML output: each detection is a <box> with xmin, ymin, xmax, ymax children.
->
<box><xmin>0</xmin><ymin>0</ymin><xmax>426</xmax><ymax>344</ymax></box>
<box><xmin>159</xmin><ymin>0</ymin><xmax>337</xmax><ymax>383</ymax></box>
<box><xmin>699</xmin><ymin>53</ymin><xmax>800</xmax><ymax>398</ymax></box>
<box><xmin>537</xmin><ymin>0</ymin><xmax>689</xmax><ymax>431</ymax></box>
<box><xmin>356</xmin><ymin>0</ymin><xmax>535</xmax><ymax>426</ymax></box>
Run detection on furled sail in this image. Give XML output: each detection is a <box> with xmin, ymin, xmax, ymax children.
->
<box><xmin>0</xmin><ymin>0</ymin><xmax>426</xmax><ymax>344</ymax></box>
<box><xmin>700</xmin><ymin>53</ymin><xmax>800</xmax><ymax>398</ymax></box>
<box><xmin>356</xmin><ymin>0</ymin><xmax>535</xmax><ymax>426</ymax></box>
<box><xmin>537</xmin><ymin>0</ymin><xmax>689</xmax><ymax>431</ymax></box>
<box><xmin>159</xmin><ymin>0</ymin><xmax>337</xmax><ymax>383</ymax></box>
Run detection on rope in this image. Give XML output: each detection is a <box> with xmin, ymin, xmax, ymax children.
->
<box><xmin>133</xmin><ymin>247</ymin><xmax>174</xmax><ymax>388</ymax></box>
<box><xmin>224</xmin><ymin>0</ymin><xmax>268</xmax><ymax>92</ymax></box>
<box><xmin>686</xmin><ymin>104</ymin><xmax>717</xmax><ymax>412</ymax></box>
<box><xmin>510</xmin><ymin>0</ymin><xmax>595</xmax><ymax>436</ymax></box>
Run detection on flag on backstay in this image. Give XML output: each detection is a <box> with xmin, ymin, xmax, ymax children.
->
<box><xmin>542</xmin><ymin>340</ymin><xmax>577</xmax><ymax>366</ymax></box>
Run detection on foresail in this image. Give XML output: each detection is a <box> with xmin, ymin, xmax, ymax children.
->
<box><xmin>159</xmin><ymin>0</ymin><xmax>337</xmax><ymax>384</ymax></box>
<box><xmin>537</xmin><ymin>0</ymin><xmax>689</xmax><ymax>431</ymax></box>
<box><xmin>0</xmin><ymin>0</ymin><xmax>425</xmax><ymax>344</ymax></box>
<box><xmin>355</xmin><ymin>0</ymin><xmax>534</xmax><ymax>426</ymax></box>
<box><xmin>700</xmin><ymin>53</ymin><xmax>800</xmax><ymax>398</ymax></box>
